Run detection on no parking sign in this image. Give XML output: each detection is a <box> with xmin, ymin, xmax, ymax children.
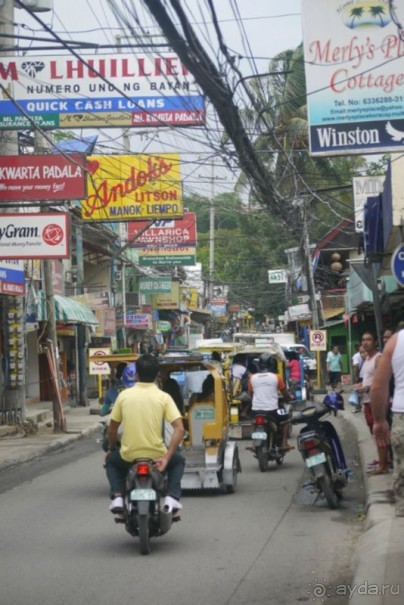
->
<box><xmin>309</xmin><ymin>330</ymin><xmax>327</xmax><ymax>351</ymax></box>
<box><xmin>89</xmin><ymin>347</ymin><xmax>111</xmax><ymax>375</ymax></box>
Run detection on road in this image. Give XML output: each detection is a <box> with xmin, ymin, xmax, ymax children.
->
<box><xmin>0</xmin><ymin>416</ymin><xmax>364</xmax><ymax>605</ymax></box>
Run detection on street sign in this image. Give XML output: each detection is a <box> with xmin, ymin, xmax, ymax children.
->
<box><xmin>391</xmin><ymin>244</ymin><xmax>404</xmax><ymax>287</ymax></box>
<box><xmin>309</xmin><ymin>329</ymin><xmax>327</xmax><ymax>351</ymax></box>
<box><xmin>268</xmin><ymin>269</ymin><xmax>288</xmax><ymax>284</ymax></box>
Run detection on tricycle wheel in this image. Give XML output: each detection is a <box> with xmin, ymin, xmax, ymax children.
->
<box><xmin>226</xmin><ymin>452</ymin><xmax>239</xmax><ymax>493</ymax></box>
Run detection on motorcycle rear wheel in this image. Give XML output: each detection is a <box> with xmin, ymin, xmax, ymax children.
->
<box><xmin>319</xmin><ymin>475</ymin><xmax>339</xmax><ymax>509</ymax></box>
<box><xmin>138</xmin><ymin>514</ymin><xmax>151</xmax><ymax>555</ymax></box>
<box><xmin>257</xmin><ymin>446</ymin><xmax>268</xmax><ymax>472</ymax></box>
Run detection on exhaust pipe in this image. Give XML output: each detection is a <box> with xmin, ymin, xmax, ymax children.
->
<box><xmin>159</xmin><ymin>507</ymin><xmax>173</xmax><ymax>535</ymax></box>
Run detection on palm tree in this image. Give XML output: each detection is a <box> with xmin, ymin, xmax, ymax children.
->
<box><xmin>369</xmin><ymin>5</ymin><xmax>386</xmax><ymax>26</ymax></box>
<box><xmin>349</xmin><ymin>7</ymin><xmax>364</xmax><ymax>28</ymax></box>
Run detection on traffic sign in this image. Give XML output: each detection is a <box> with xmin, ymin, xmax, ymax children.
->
<box><xmin>309</xmin><ymin>329</ymin><xmax>327</xmax><ymax>351</ymax></box>
<box><xmin>88</xmin><ymin>347</ymin><xmax>111</xmax><ymax>375</ymax></box>
<box><xmin>391</xmin><ymin>244</ymin><xmax>404</xmax><ymax>287</ymax></box>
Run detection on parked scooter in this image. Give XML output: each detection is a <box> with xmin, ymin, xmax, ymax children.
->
<box><xmin>249</xmin><ymin>408</ymin><xmax>291</xmax><ymax>471</ymax></box>
<box><xmin>120</xmin><ymin>458</ymin><xmax>175</xmax><ymax>555</ymax></box>
<box><xmin>292</xmin><ymin>391</ymin><xmax>349</xmax><ymax>509</ymax></box>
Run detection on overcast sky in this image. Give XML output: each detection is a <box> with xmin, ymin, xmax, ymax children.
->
<box><xmin>13</xmin><ymin>0</ymin><xmax>304</xmax><ymax>197</ymax></box>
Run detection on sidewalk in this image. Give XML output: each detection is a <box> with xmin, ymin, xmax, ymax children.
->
<box><xmin>0</xmin><ymin>396</ymin><xmax>403</xmax><ymax>602</ymax></box>
<box><xmin>0</xmin><ymin>399</ymin><xmax>102</xmax><ymax>471</ymax></box>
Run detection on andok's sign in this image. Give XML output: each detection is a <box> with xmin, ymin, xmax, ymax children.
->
<box><xmin>0</xmin><ymin>154</ymin><xmax>86</xmax><ymax>201</ymax></box>
<box><xmin>81</xmin><ymin>154</ymin><xmax>182</xmax><ymax>221</ymax></box>
<box><xmin>0</xmin><ymin>53</ymin><xmax>204</xmax><ymax>130</ymax></box>
<box><xmin>128</xmin><ymin>213</ymin><xmax>196</xmax><ymax>248</ymax></box>
<box><xmin>0</xmin><ymin>213</ymin><xmax>69</xmax><ymax>259</ymax></box>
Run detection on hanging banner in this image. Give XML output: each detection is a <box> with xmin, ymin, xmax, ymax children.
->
<box><xmin>302</xmin><ymin>0</ymin><xmax>404</xmax><ymax>155</ymax></box>
<box><xmin>128</xmin><ymin>213</ymin><xmax>197</xmax><ymax>248</ymax></box>
<box><xmin>0</xmin><ymin>53</ymin><xmax>205</xmax><ymax>130</ymax></box>
<box><xmin>81</xmin><ymin>154</ymin><xmax>182</xmax><ymax>221</ymax></box>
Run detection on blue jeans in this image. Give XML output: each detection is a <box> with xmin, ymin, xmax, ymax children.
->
<box><xmin>106</xmin><ymin>449</ymin><xmax>185</xmax><ymax>501</ymax></box>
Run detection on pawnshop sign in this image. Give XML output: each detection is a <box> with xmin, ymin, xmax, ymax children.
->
<box><xmin>0</xmin><ymin>154</ymin><xmax>86</xmax><ymax>201</ymax></box>
<box><xmin>0</xmin><ymin>213</ymin><xmax>69</xmax><ymax>259</ymax></box>
<box><xmin>128</xmin><ymin>213</ymin><xmax>197</xmax><ymax>248</ymax></box>
<box><xmin>0</xmin><ymin>53</ymin><xmax>205</xmax><ymax>130</ymax></box>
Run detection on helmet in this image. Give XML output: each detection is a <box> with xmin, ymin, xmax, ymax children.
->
<box><xmin>323</xmin><ymin>390</ymin><xmax>344</xmax><ymax>411</ymax></box>
<box><xmin>258</xmin><ymin>353</ymin><xmax>277</xmax><ymax>373</ymax></box>
<box><xmin>121</xmin><ymin>363</ymin><xmax>137</xmax><ymax>387</ymax></box>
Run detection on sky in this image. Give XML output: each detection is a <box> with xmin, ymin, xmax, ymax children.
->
<box><xmin>11</xmin><ymin>0</ymin><xmax>304</xmax><ymax>198</ymax></box>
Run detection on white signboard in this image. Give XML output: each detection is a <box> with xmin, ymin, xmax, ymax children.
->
<box><xmin>310</xmin><ymin>329</ymin><xmax>327</xmax><ymax>351</ymax></box>
<box><xmin>268</xmin><ymin>269</ymin><xmax>288</xmax><ymax>284</ymax></box>
<box><xmin>353</xmin><ymin>176</ymin><xmax>385</xmax><ymax>233</ymax></box>
<box><xmin>0</xmin><ymin>212</ymin><xmax>69</xmax><ymax>259</ymax></box>
<box><xmin>89</xmin><ymin>347</ymin><xmax>111</xmax><ymax>376</ymax></box>
<box><xmin>302</xmin><ymin>0</ymin><xmax>404</xmax><ymax>155</ymax></box>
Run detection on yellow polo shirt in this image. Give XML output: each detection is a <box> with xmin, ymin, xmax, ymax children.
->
<box><xmin>110</xmin><ymin>382</ymin><xmax>181</xmax><ymax>462</ymax></box>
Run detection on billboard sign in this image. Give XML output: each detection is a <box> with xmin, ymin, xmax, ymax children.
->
<box><xmin>0</xmin><ymin>53</ymin><xmax>205</xmax><ymax>130</ymax></box>
<box><xmin>124</xmin><ymin>313</ymin><xmax>151</xmax><ymax>328</ymax></box>
<box><xmin>391</xmin><ymin>244</ymin><xmax>404</xmax><ymax>287</ymax></box>
<box><xmin>353</xmin><ymin>175</ymin><xmax>385</xmax><ymax>233</ymax></box>
<box><xmin>0</xmin><ymin>212</ymin><xmax>69</xmax><ymax>259</ymax></box>
<box><xmin>0</xmin><ymin>154</ymin><xmax>86</xmax><ymax>201</ymax></box>
<box><xmin>0</xmin><ymin>259</ymin><xmax>25</xmax><ymax>295</ymax></box>
<box><xmin>81</xmin><ymin>154</ymin><xmax>182</xmax><ymax>221</ymax></box>
<box><xmin>302</xmin><ymin>0</ymin><xmax>404</xmax><ymax>155</ymax></box>
<box><xmin>151</xmin><ymin>282</ymin><xmax>180</xmax><ymax>309</ymax></box>
<box><xmin>128</xmin><ymin>213</ymin><xmax>197</xmax><ymax>248</ymax></box>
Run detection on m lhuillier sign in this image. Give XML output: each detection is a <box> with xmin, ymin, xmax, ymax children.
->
<box><xmin>0</xmin><ymin>53</ymin><xmax>205</xmax><ymax>130</ymax></box>
<box><xmin>0</xmin><ymin>154</ymin><xmax>86</xmax><ymax>201</ymax></box>
<box><xmin>302</xmin><ymin>0</ymin><xmax>404</xmax><ymax>155</ymax></box>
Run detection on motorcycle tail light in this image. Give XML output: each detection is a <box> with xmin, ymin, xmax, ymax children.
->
<box><xmin>255</xmin><ymin>416</ymin><xmax>266</xmax><ymax>425</ymax></box>
<box><xmin>301</xmin><ymin>438</ymin><xmax>319</xmax><ymax>451</ymax></box>
<box><xmin>136</xmin><ymin>462</ymin><xmax>150</xmax><ymax>476</ymax></box>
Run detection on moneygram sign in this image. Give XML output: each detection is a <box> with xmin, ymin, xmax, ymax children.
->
<box><xmin>0</xmin><ymin>213</ymin><xmax>69</xmax><ymax>259</ymax></box>
<box><xmin>0</xmin><ymin>53</ymin><xmax>205</xmax><ymax>130</ymax></box>
<box><xmin>82</xmin><ymin>154</ymin><xmax>182</xmax><ymax>221</ymax></box>
<box><xmin>0</xmin><ymin>154</ymin><xmax>86</xmax><ymax>201</ymax></box>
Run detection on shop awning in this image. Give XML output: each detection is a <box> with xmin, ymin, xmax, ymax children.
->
<box><xmin>36</xmin><ymin>291</ymin><xmax>98</xmax><ymax>326</ymax></box>
<box><xmin>322</xmin><ymin>307</ymin><xmax>344</xmax><ymax>320</ymax></box>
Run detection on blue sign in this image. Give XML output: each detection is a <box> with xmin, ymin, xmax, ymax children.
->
<box><xmin>0</xmin><ymin>260</ymin><xmax>25</xmax><ymax>283</ymax></box>
<box><xmin>391</xmin><ymin>245</ymin><xmax>404</xmax><ymax>287</ymax></box>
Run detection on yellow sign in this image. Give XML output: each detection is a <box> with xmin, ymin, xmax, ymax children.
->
<box><xmin>81</xmin><ymin>154</ymin><xmax>182</xmax><ymax>221</ymax></box>
<box><xmin>152</xmin><ymin>282</ymin><xmax>180</xmax><ymax>310</ymax></box>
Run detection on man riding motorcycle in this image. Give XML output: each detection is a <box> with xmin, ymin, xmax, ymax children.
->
<box><xmin>249</xmin><ymin>353</ymin><xmax>293</xmax><ymax>452</ymax></box>
<box><xmin>105</xmin><ymin>354</ymin><xmax>185</xmax><ymax>520</ymax></box>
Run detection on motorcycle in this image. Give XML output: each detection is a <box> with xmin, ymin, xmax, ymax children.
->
<box><xmin>249</xmin><ymin>408</ymin><xmax>291</xmax><ymax>471</ymax></box>
<box><xmin>120</xmin><ymin>458</ymin><xmax>175</xmax><ymax>555</ymax></box>
<box><xmin>292</xmin><ymin>392</ymin><xmax>349</xmax><ymax>509</ymax></box>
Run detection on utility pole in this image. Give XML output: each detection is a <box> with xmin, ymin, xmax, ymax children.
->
<box><xmin>0</xmin><ymin>0</ymin><xmax>26</xmax><ymax>423</ymax></box>
<box><xmin>209</xmin><ymin>161</ymin><xmax>215</xmax><ymax>304</ymax></box>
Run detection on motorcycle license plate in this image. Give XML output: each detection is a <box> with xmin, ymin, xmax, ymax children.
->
<box><xmin>305</xmin><ymin>452</ymin><xmax>326</xmax><ymax>468</ymax></box>
<box><xmin>251</xmin><ymin>431</ymin><xmax>267</xmax><ymax>440</ymax></box>
<box><xmin>130</xmin><ymin>489</ymin><xmax>156</xmax><ymax>501</ymax></box>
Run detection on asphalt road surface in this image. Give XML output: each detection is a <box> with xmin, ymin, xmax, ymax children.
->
<box><xmin>0</xmin><ymin>416</ymin><xmax>365</xmax><ymax>605</ymax></box>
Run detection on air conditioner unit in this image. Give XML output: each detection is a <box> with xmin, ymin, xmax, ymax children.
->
<box><xmin>15</xmin><ymin>0</ymin><xmax>52</xmax><ymax>12</ymax></box>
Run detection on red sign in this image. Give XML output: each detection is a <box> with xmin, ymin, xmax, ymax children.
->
<box><xmin>0</xmin><ymin>153</ymin><xmax>87</xmax><ymax>201</ymax></box>
<box><xmin>127</xmin><ymin>213</ymin><xmax>197</xmax><ymax>249</ymax></box>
